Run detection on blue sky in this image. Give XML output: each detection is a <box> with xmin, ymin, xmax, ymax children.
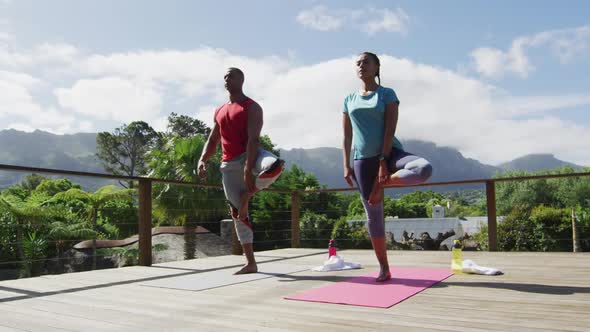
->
<box><xmin>1</xmin><ymin>0</ymin><xmax>589</xmax><ymax>165</ymax></box>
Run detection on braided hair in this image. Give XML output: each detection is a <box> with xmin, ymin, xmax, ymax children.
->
<box><xmin>360</xmin><ymin>51</ymin><xmax>381</xmax><ymax>86</ymax></box>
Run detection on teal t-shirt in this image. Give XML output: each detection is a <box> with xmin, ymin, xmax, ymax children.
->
<box><xmin>343</xmin><ymin>86</ymin><xmax>403</xmax><ymax>159</ymax></box>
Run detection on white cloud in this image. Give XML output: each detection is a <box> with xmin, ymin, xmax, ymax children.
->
<box><xmin>296</xmin><ymin>6</ymin><xmax>344</xmax><ymax>31</ymax></box>
<box><xmin>256</xmin><ymin>55</ymin><xmax>590</xmax><ymax>165</ymax></box>
<box><xmin>0</xmin><ymin>70</ymin><xmax>92</xmax><ymax>134</ymax></box>
<box><xmin>0</xmin><ymin>70</ymin><xmax>41</xmax><ymax>87</ymax></box>
<box><xmin>550</xmin><ymin>26</ymin><xmax>590</xmax><ymax>63</ymax></box>
<box><xmin>0</xmin><ymin>71</ymin><xmax>43</xmax><ymax>117</ymax></box>
<box><xmin>78</xmin><ymin>48</ymin><xmax>289</xmax><ymax>100</ymax></box>
<box><xmin>0</xmin><ymin>44</ymin><xmax>32</xmax><ymax>67</ymax></box>
<box><xmin>5</xmin><ymin>120</ymin><xmax>80</xmax><ymax>134</ymax></box>
<box><xmin>296</xmin><ymin>6</ymin><xmax>410</xmax><ymax>36</ymax></box>
<box><xmin>27</xmin><ymin>107</ymin><xmax>79</xmax><ymax>134</ymax></box>
<box><xmin>35</xmin><ymin>43</ymin><xmax>79</xmax><ymax>64</ymax></box>
<box><xmin>363</xmin><ymin>8</ymin><xmax>410</xmax><ymax>35</ymax></box>
<box><xmin>470</xmin><ymin>45</ymin><xmax>531</xmax><ymax>79</ymax></box>
<box><xmin>193</xmin><ymin>105</ymin><xmax>218</xmax><ymax>129</ymax></box>
<box><xmin>0</xmin><ymin>38</ymin><xmax>79</xmax><ymax>67</ymax></box>
<box><xmin>2</xmin><ymin>42</ymin><xmax>590</xmax><ymax>165</ymax></box>
<box><xmin>55</xmin><ymin>77</ymin><xmax>163</xmax><ymax>123</ymax></box>
<box><xmin>0</xmin><ymin>31</ymin><xmax>14</xmax><ymax>42</ymax></box>
<box><xmin>471</xmin><ymin>26</ymin><xmax>590</xmax><ymax>78</ymax></box>
<box><xmin>150</xmin><ymin>116</ymin><xmax>169</xmax><ymax>133</ymax></box>
<box><xmin>498</xmin><ymin>94</ymin><xmax>590</xmax><ymax>117</ymax></box>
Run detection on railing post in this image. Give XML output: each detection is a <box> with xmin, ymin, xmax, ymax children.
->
<box><xmin>291</xmin><ymin>191</ymin><xmax>301</xmax><ymax>248</ymax></box>
<box><xmin>138</xmin><ymin>179</ymin><xmax>152</xmax><ymax>266</ymax></box>
<box><xmin>486</xmin><ymin>180</ymin><xmax>498</xmax><ymax>251</ymax></box>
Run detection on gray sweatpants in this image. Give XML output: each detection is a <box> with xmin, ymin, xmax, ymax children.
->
<box><xmin>220</xmin><ymin>149</ymin><xmax>283</xmax><ymax>244</ymax></box>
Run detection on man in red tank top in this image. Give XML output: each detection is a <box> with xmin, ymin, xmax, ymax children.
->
<box><xmin>197</xmin><ymin>67</ymin><xmax>281</xmax><ymax>275</ymax></box>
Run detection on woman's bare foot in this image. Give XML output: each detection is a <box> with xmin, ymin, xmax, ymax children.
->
<box><xmin>234</xmin><ymin>263</ymin><xmax>258</xmax><ymax>275</ymax></box>
<box><xmin>376</xmin><ymin>266</ymin><xmax>391</xmax><ymax>282</ymax></box>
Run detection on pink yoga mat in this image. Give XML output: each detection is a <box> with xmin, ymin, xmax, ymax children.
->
<box><xmin>285</xmin><ymin>267</ymin><xmax>453</xmax><ymax>308</ymax></box>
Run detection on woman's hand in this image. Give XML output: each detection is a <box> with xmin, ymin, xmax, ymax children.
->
<box><xmin>344</xmin><ymin>166</ymin><xmax>355</xmax><ymax>187</ymax></box>
<box><xmin>378</xmin><ymin>160</ymin><xmax>390</xmax><ymax>185</ymax></box>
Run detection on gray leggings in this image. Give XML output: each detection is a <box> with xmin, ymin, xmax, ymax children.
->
<box><xmin>220</xmin><ymin>150</ymin><xmax>283</xmax><ymax>245</ymax></box>
<box><xmin>220</xmin><ymin>154</ymin><xmax>254</xmax><ymax>244</ymax></box>
<box><xmin>353</xmin><ymin>148</ymin><xmax>433</xmax><ymax>237</ymax></box>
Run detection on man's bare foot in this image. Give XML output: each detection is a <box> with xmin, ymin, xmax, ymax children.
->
<box><xmin>368</xmin><ymin>182</ymin><xmax>383</xmax><ymax>205</ymax></box>
<box><xmin>376</xmin><ymin>267</ymin><xmax>391</xmax><ymax>282</ymax></box>
<box><xmin>234</xmin><ymin>263</ymin><xmax>258</xmax><ymax>275</ymax></box>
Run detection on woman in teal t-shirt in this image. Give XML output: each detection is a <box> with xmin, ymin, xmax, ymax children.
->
<box><xmin>342</xmin><ymin>52</ymin><xmax>433</xmax><ymax>282</ymax></box>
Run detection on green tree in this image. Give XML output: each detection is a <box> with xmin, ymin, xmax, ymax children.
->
<box><xmin>346</xmin><ymin>194</ymin><xmax>431</xmax><ymax>219</ymax></box>
<box><xmin>50</xmin><ymin>185</ymin><xmax>135</xmax><ymax>269</ymax></box>
<box><xmin>446</xmin><ymin>203</ymin><xmax>483</xmax><ymax>218</ymax></box>
<box><xmin>299</xmin><ymin>212</ymin><xmax>335</xmax><ymax>248</ymax></box>
<box><xmin>22</xmin><ymin>232</ymin><xmax>48</xmax><ymax>276</ymax></box>
<box><xmin>497</xmin><ymin>206</ymin><xmax>537</xmax><ymax>251</ymax></box>
<box><xmin>331</xmin><ymin>218</ymin><xmax>371</xmax><ymax>249</ymax></box>
<box><xmin>47</xmin><ymin>218</ymin><xmax>95</xmax><ymax>262</ymax></box>
<box><xmin>398</xmin><ymin>190</ymin><xmax>445</xmax><ymax>205</ymax></box>
<box><xmin>555</xmin><ymin>168</ymin><xmax>590</xmax><ymax>208</ymax></box>
<box><xmin>3</xmin><ymin>186</ymin><xmax>28</xmax><ymax>201</ymax></box>
<box><xmin>147</xmin><ymin>134</ymin><xmax>226</xmax><ymax>258</ymax></box>
<box><xmin>259</xmin><ymin>135</ymin><xmax>281</xmax><ymax>157</ymax></box>
<box><xmin>249</xmin><ymin>165</ymin><xmax>309</xmax><ymax>249</ymax></box>
<box><xmin>530</xmin><ymin>205</ymin><xmax>570</xmax><ymax>251</ymax></box>
<box><xmin>19</xmin><ymin>174</ymin><xmax>48</xmax><ymax>192</ymax></box>
<box><xmin>497</xmin><ymin>205</ymin><xmax>572</xmax><ymax>252</ymax></box>
<box><xmin>491</xmin><ymin>167</ymin><xmax>590</xmax><ymax>252</ymax></box>
<box><xmin>249</xmin><ymin>164</ymin><xmax>341</xmax><ymax>249</ymax></box>
<box><xmin>0</xmin><ymin>196</ymin><xmax>52</xmax><ymax>277</ymax></box>
<box><xmin>495</xmin><ymin>169</ymin><xmax>570</xmax><ymax>215</ymax></box>
<box><xmin>1</xmin><ymin>178</ymin><xmax>101</xmax><ymax>275</ymax></box>
<box><xmin>575</xmin><ymin>206</ymin><xmax>590</xmax><ymax>251</ymax></box>
<box><xmin>35</xmin><ymin>178</ymin><xmax>81</xmax><ymax>197</ymax></box>
<box><xmin>96</xmin><ymin>121</ymin><xmax>161</xmax><ymax>188</ymax></box>
<box><xmin>99</xmin><ymin>199</ymin><xmax>138</xmax><ymax>239</ymax></box>
<box><xmin>167</xmin><ymin>112</ymin><xmax>211</xmax><ymax>138</ymax></box>
<box><xmin>347</xmin><ymin>196</ymin><xmax>365</xmax><ymax>218</ymax></box>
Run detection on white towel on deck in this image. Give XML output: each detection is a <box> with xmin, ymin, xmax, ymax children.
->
<box><xmin>312</xmin><ymin>255</ymin><xmax>362</xmax><ymax>272</ymax></box>
<box><xmin>462</xmin><ymin>259</ymin><xmax>503</xmax><ymax>275</ymax></box>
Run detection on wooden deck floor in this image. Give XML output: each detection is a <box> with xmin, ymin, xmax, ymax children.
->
<box><xmin>0</xmin><ymin>249</ymin><xmax>588</xmax><ymax>332</ymax></box>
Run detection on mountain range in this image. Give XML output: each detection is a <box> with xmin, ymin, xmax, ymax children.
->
<box><xmin>0</xmin><ymin>129</ymin><xmax>585</xmax><ymax>191</ymax></box>
<box><xmin>279</xmin><ymin>140</ymin><xmax>586</xmax><ymax>191</ymax></box>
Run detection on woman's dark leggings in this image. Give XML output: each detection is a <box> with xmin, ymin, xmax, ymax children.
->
<box><xmin>353</xmin><ymin>148</ymin><xmax>433</xmax><ymax>237</ymax></box>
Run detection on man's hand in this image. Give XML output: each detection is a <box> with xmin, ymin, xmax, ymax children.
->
<box><xmin>344</xmin><ymin>166</ymin><xmax>355</xmax><ymax>187</ymax></box>
<box><xmin>378</xmin><ymin>161</ymin><xmax>390</xmax><ymax>184</ymax></box>
<box><xmin>244</xmin><ymin>168</ymin><xmax>256</xmax><ymax>193</ymax></box>
<box><xmin>197</xmin><ymin>159</ymin><xmax>207</xmax><ymax>179</ymax></box>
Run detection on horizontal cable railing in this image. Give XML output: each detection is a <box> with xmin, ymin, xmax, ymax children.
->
<box><xmin>1</xmin><ymin>163</ymin><xmax>589</xmax><ymax>278</ymax></box>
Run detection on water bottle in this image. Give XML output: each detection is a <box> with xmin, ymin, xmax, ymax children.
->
<box><xmin>451</xmin><ymin>240</ymin><xmax>463</xmax><ymax>274</ymax></box>
<box><xmin>328</xmin><ymin>239</ymin><xmax>337</xmax><ymax>258</ymax></box>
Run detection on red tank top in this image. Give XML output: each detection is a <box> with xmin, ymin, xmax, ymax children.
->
<box><xmin>215</xmin><ymin>98</ymin><xmax>254</xmax><ymax>161</ymax></box>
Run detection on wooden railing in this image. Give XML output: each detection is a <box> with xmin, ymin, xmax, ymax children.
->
<box><xmin>2</xmin><ymin>163</ymin><xmax>589</xmax><ymax>266</ymax></box>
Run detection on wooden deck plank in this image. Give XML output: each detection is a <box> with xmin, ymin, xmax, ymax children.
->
<box><xmin>0</xmin><ymin>249</ymin><xmax>588</xmax><ymax>332</ymax></box>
